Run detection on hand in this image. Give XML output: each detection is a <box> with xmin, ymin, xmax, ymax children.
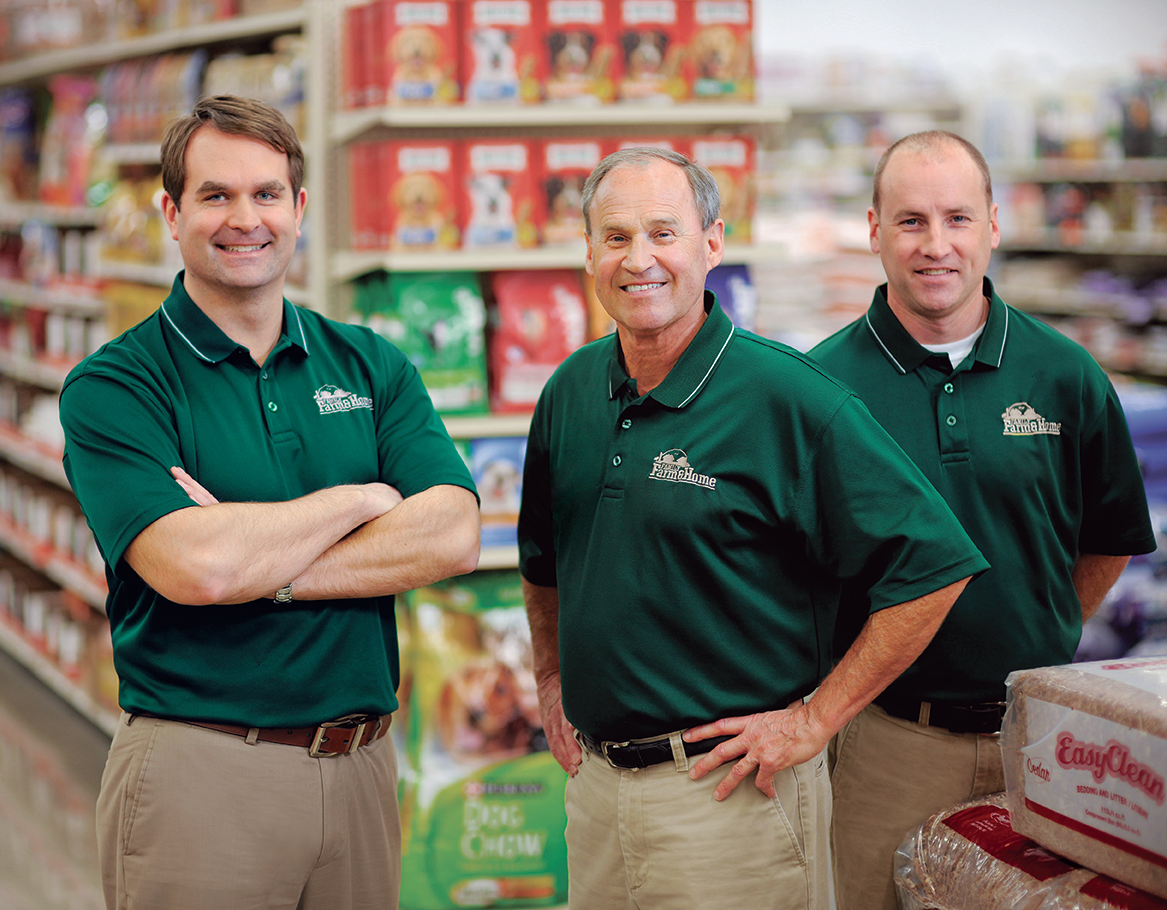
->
<box><xmin>535</xmin><ymin>670</ymin><xmax>581</xmax><ymax>777</ymax></box>
<box><xmin>171</xmin><ymin>466</ymin><xmax>218</xmax><ymax>505</ymax></box>
<box><xmin>684</xmin><ymin>699</ymin><xmax>830</xmax><ymax>801</ymax></box>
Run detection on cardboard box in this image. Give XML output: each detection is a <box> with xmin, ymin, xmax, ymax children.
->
<box><xmin>538</xmin><ymin>138</ymin><xmax>604</xmax><ymax>246</ymax></box>
<box><xmin>462</xmin><ymin>0</ymin><xmax>542</xmax><ymax>104</ymax></box>
<box><xmin>461</xmin><ymin>139</ymin><xmax>540</xmax><ymax>249</ymax></box>
<box><xmin>614</xmin><ymin>0</ymin><xmax>687</xmax><ymax>102</ymax></box>
<box><xmin>690</xmin><ymin>134</ymin><xmax>755</xmax><ymax>243</ymax></box>
<box><xmin>383</xmin><ymin>0</ymin><xmax>460</xmax><ymax>104</ymax></box>
<box><xmin>685</xmin><ymin>0</ymin><xmax>754</xmax><ymax>102</ymax></box>
<box><xmin>542</xmin><ymin>0</ymin><xmax>616</xmax><ymax>104</ymax></box>
<box><xmin>384</xmin><ymin>139</ymin><xmax>461</xmax><ymax>251</ymax></box>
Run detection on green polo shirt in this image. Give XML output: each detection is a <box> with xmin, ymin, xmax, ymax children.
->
<box><xmin>811</xmin><ymin>279</ymin><xmax>1156</xmax><ymax>704</ymax></box>
<box><xmin>60</xmin><ymin>272</ymin><xmax>476</xmax><ymax>727</ymax></box>
<box><xmin>518</xmin><ymin>293</ymin><xmax>988</xmax><ymax>742</ymax></box>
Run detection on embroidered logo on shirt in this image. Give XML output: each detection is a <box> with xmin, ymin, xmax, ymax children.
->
<box><xmin>648</xmin><ymin>449</ymin><xmax>718</xmax><ymax>490</ymax></box>
<box><xmin>314</xmin><ymin>384</ymin><xmax>373</xmax><ymax>415</ymax></box>
<box><xmin>1001</xmin><ymin>402</ymin><xmax>1061</xmax><ymax>436</ymax></box>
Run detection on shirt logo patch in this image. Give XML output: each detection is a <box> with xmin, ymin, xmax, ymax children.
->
<box><xmin>314</xmin><ymin>384</ymin><xmax>373</xmax><ymax>415</ymax></box>
<box><xmin>1002</xmin><ymin>402</ymin><xmax>1061</xmax><ymax>436</ymax></box>
<box><xmin>648</xmin><ymin>449</ymin><xmax>718</xmax><ymax>490</ymax></box>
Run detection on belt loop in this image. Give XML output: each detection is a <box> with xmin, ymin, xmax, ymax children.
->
<box><xmin>669</xmin><ymin>731</ymin><xmax>688</xmax><ymax>773</ymax></box>
<box><xmin>245</xmin><ymin>727</ymin><xmax>260</xmax><ymax>745</ymax></box>
<box><xmin>918</xmin><ymin>701</ymin><xmax>931</xmax><ymax>727</ymax></box>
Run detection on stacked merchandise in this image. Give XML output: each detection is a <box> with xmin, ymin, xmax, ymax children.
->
<box><xmin>397</xmin><ymin>571</ymin><xmax>568</xmax><ymax>909</ymax></box>
<box><xmin>341</xmin><ymin>0</ymin><xmax>754</xmax><ymax>109</ymax></box>
<box><xmin>896</xmin><ymin>657</ymin><xmax>1167</xmax><ymax>906</ymax></box>
<box><xmin>347</xmin><ymin>133</ymin><xmax>757</xmax><ymax>252</ymax></box>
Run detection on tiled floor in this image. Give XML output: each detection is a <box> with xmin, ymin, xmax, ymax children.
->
<box><xmin>0</xmin><ymin>647</ymin><xmax>107</xmax><ymax>910</ymax></box>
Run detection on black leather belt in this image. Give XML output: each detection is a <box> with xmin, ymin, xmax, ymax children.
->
<box><xmin>580</xmin><ymin>731</ymin><xmax>736</xmax><ymax>769</ymax></box>
<box><xmin>874</xmin><ymin>693</ymin><xmax>1005</xmax><ymax>735</ymax></box>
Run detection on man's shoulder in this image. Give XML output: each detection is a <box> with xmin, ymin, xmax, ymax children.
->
<box><xmin>807</xmin><ymin>317</ymin><xmax>871</xmax><ymax>367</ymax></box>
<box><xmin>63</xmin><ymin>309</ymin><xmax>168</xmax><ymax>390</ymax></box>
<box><xmin>730</xmin><ymin>326</ymin><xmax>866</xmax><ymax>397</ymax></box>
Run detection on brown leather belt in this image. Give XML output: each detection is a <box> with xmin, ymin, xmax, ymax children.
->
<box><xmin>136</xmin><ymin>713</ymin><xmax>391</xmax><ymax>757</ymax></box>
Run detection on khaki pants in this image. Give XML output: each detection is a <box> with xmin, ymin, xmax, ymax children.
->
<box><xmin>829</xmin><ymin>704</ymin><xmax>1004</xmax><ymax>910</ymax></box>
<box><xmin>97</xmin><ymin>713</ymin><xmax>401</xmax><ymax>910</ymax></box>
<box><xmin>565</xmin><ymin>731</ymin><xmax>832</xmax><ymax>910</ymax></box>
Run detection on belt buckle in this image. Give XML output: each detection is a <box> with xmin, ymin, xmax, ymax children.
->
<box><xmin>309</xmin><ymin>715</ymin><xmax>373</xmax><ymax>757</ymax></box>
<box><xmin>601</xmin><ymin>739</ymin><xmax>632</xmax><ymax>770</ymax></box>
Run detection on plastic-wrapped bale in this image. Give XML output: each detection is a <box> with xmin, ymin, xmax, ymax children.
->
<box><xmin>1001</xmin><ymin>657</ymin><xmax>1167</xmax><ymax>899</ymax></box>
<box><xmin>894</xmin><ymin>795</ymin><xmax>1167</xmax><ymax>909</ymax></box>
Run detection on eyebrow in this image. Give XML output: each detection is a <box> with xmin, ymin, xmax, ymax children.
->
<box><xmin>193</xmin><ymin>179</ymin><xmax>287</xmax><ymax>197</ymax></box>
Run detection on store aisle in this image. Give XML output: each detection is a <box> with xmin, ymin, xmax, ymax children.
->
<box><xmin>0</xmin><ymin>647</ymin><xmax>107</xmax><ymax>910</ymax></box>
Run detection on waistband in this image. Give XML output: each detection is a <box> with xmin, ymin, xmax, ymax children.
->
<box><xmin>131</xmin><ymin>712</ymin><xmax>392</xmax><ymax>756</ymax></box>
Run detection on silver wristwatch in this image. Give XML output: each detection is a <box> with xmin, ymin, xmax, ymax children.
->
<box><xmin>274</xmin><ymin>583</ymin><xmax>293</xmax><ymax>604</ymax></box>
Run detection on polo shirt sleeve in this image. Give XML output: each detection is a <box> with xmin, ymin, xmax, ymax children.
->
<box><xmin>1078</xmin><ymin>379</ymin><xmax>1157</xmax><ymax>556</ymax></box>
<box><xmin>368</xmin><ymin>337</ymin><xmax>477</xmax><ymax>500</ymax></box>
<box><xmin>517</xmin><ymin>381</ymin><xmax>554</xmax><ymax>587</ymax></box>
<box><xmin>60</xmin><ymin>365</ymin><xmax>197</xmax><ymax>578</ymax></box>
<box><xmin>801</xmin><ymin>393</ymin><xmax>990</xmax><ymax>613</ymax></box>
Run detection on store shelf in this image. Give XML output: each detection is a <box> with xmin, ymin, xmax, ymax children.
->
<box><xmin>0</xmin><ymin>424</ymin><xmax>68</xmax><ymax>488</ymax></box>
<box><xmin>333</xmin><ymin>241</ymin><xmax>788</xmax><ymax>283</ymax></box>
<box><xmin>333</xmin><ymin>101</ymin><xmax>791</xmax><ymax>144</ymax></box>
<box><xmin>0</xmin><ymin>619</ymin><xmax>117</xmax><ymax>737</ymax></box>
<box><xmin>0</xmin><ymin>355</ymin><xmax>73</xmax><ymax>391</ymax></box>
<box><xmin>999</xmin><ymin>159</ymin><xmax>1167</xmax><ymax>183</ymax></box>
<box><xmin>0</xmin><ymin>279</ymin><xmax>105</xmax><ymax>315</ymax></box>
<box><xmin>0</xmin><ymin>520</ymin><xmax>106</xmax><ymax>613</ymax></box>
<box><xmin>0</xmin><ymin>203</ymin><xmax>103</xmax><ymax>230</ymax></box>
<box><xmin>1001</xmin><ymin>231</ymin><xmax>1167</xmax><ymax>256</ymax></box>
<box><xmin>444</xmin><ymin>414</ymin><xmax>531</xmax><ymax>439</ymax></box>
<box><xmin>0</xmin><ymin>8</ymin><xmax>307</xmax><ymax>85</ymax></box>
<box><xmin>994</xmin><ymin>284</ymin><xmax>1125</xmax><ymax>318</ymax></box>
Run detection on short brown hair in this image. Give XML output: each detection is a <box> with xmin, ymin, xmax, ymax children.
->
<box><xmin>160</xmin><ymin>94</ymin><xmax>304</xmax><ymax>209</ymax></box>
<box><xmin>872</xmin><ymin>130</ymin><xmax>992</xmax><ymax>214</ymax></box>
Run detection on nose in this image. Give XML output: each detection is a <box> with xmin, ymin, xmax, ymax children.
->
<box><xmin>225</xmin><ymin>196</ymin><xmax>261</xmax><ymax>232</ymax></box>
<box><xmin>622</xmin><ymin>234</ymin><xmax>655</xmax><ymax>272</ymax></box>
<box><xmin>920</xmin><ymin>222</ymin><xmax>952</xmax><ymax>258</ymax></box>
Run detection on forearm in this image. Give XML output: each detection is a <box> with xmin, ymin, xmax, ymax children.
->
<box><xmin>804</xmin><ymin>576</ymin><xmax>971</xmax><ymax>737</ymax></box>
<box><xmin>1073</xmin><ymin>552</ymin><xmax>1131</xmax><ymax>622</ymax></box>
<box><xmin>126</xmin><ymin>484</ymin><xmax>392</xmax><ymax>605</ymax></box>
<box><xmin>292</xmin><ymin>485</ymin><xmax>480</xmax><ymax>598</ymax></box>
<box><xmin>522</xmin><ymin>578</ymin><xmax>561</xmax><ymax>683</ymax></box>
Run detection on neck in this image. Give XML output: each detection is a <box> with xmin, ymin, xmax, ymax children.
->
<box><xmin>891</xmin><ymin>294</ymin><xmax>989</xmax><ymax>347</ymax></box>
<box><xmin>183</xmin><ymin>273</ymin><xmax>286</xmax><ymax>366</ymax></box>
<box><xmin>619</xmin><ymin>309</ymin><xmax>706</xmax><ymax>396</ymax></box>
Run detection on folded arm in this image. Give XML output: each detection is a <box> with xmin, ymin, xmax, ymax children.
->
<box><xmin>128</xmin><ymin>468</ymin><xmax>478</xmax><ymax>605</ymax></box>
<box><xmin>686</xmin><ymin>575</ymin><xmax>970</xmax><ymax>800</ymax></box>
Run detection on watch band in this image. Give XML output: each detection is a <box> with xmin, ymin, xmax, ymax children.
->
<box><xmin>274</xmin><ymin>583</ymin><xmax>293</xmax><ymax>604</ymax></box>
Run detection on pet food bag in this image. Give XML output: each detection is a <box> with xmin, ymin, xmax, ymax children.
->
<box><xmin>690</xmin><ymin>135</ymin><xmax>756</xmax><ymax>244</ymax></box>
<box><xmin>351</xmin><ymin>270</ymin><xmax>489</xmax><ymax>415</ymax></box>
<box><xmin>1001</xmin><ymin>657</ymin><xmax>1167</xmax><ymax>899</ymax></box>
<box><xmin>895</xmin><ymin>794</ymin><xmax>1167</xmax><ymax>909</ymax></box>
<box><xmin>384</xmin><ymin>139</ymin><xmax>462</xmax><ymax>251</ymax></box>
<box><xmin>614</xmin><ymin>0</ymin><xmax>688</xmax><ymax>102</ymax></box>
<box><xmin>486</xmin><ymin>269</ymin><xmax>588</xmax><ymax>412</ymax></box>
<box><xmin>469</xmin><ymin>437</ymin><xmax>526</xmax><ymax>548</ymax></box>
<box><xmin>538</xmin><ymin>139</ymin><xmax>603</xmax><ymax>246</ymax></box>
<box><xmin>398</xmin><ymin>571</ymin><xmax>568</xmax><ymax>909</ymax></box>
<box><xmin>683</xmin><ymin>0</ymin><xmax>754</xmax><ymax>102</ymax></box>
<box><xmin>383</xmin><ymin>0</ymin><xmax>460</xmax><ymax>104</ymax></box>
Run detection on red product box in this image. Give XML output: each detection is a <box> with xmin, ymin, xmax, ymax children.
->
<box><xmin>607</xmin><ymin>135</ymin><xmax>688</xmax><ymax>157</ymax></box>
<box><xmin>342</xmin><ymin>2</ymin><xmax>371</xmax><ymax>109</ymax></box>
<box><xmin>348</xmin><ymin>139</ymin><xmax>383</xmax><ymax>249</ymax></box>
<box><xmin>487</xmin><ymin>269</ymin><xmax>589</xmax><ymax>412</ymax></box>
<box><xmin>542</xmin><ymin>0</ymin><xmax>617</xmax><ymax>104</ymax></box>
<box><xmin>614</xmin><ymin>0</ymin><xmax>688</xmax><ymax>102</ymax></box>
<box><xmin>538</xmin><ymin>138</ymin><xmax>606</xmax><ymax>245</ymax></box>
<box><xmin>462</xmin><ymin>0</ymin><xmax>543</xmax><ymax>104</ymax></box>
<box><xmin>685</xmin><ymin>0</ymin><xmax>754</xmax><ymax>102</ymax></box>
<box><xmin>690</xmin><ymin>134</ymin><xmax>755</xmax><ymax>243</ymax></box>
<box><xmin>384</xmin><ymin>139</ymin><xmax>461</xmax><ymax>251</ymax></box>
<box><xmin>383</xmin><ymin>0</ymin><xmax>460</xmax><ymax>104</ymax></box>
<box><xmin>461</xmin><ymin>139</ymin><xmax>540</xmax><ymax>249</ymax></box>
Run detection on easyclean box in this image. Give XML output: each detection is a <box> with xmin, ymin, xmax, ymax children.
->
<box><xmin>1001</xmin><ymin>657</ymin><xmax>1167</xmax><ymax>899</ymax></box>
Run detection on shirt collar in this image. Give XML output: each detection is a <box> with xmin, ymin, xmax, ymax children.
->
<box><xmin>606</xmin><ymin>290</ymin><xmax>735</xmax><ymax>407</ymax></box>
<box><xmin>864</xmin><ymin>276</ymin><xmax>1008</xmax><ymax>375</ymax></box>
<box><xmin>157</xmin><ymin>270</ymin><xmax>309</xmax><ymax>364</ymax></box>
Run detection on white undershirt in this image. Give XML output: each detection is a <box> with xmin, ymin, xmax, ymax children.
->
<box><xmin>922</xmin><ymin>324</ymin><xmax>986</xmax><ymax>369</ymax></box>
